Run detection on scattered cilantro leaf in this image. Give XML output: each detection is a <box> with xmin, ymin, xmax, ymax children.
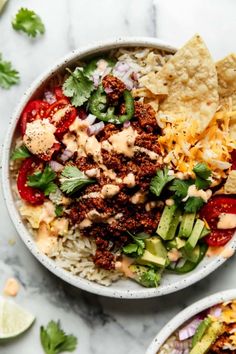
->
<box><xmin>169</xmin><ymin>179</ymin><xmax>193</xmax><ymax>199</ymax></box>
<box><xmin>60</xmin><ymin>165</ymin><xmax>95</xmax><ymax>194</ymax></box>
<box><xmin>40</xmin><ymin>320</ymin><xmax>77</xmax><ymax>354</ymax></box>
<box><xmin>123</xmin><ymin>232</ymin><xmax>147</xmax><ymax>258</ymax></box>
<box><xmin>184</xmin><ymin>197</ymin><xmax>204</xmax><ymax>213</ymax></box>
<box><xmin>139</xmin><ymin>268</ymin><xmax>160</xmax><ymax>288</ymax></box>
<box><xmin>62</xmin><ymin>68</ymin><xmax>94</xmax><ymax>107</ymax></box>
<box><xmin>195</xmin><ymin>176</ymin><xmax>211</xmax><ymax>190</ymax></box>
<box><xmin>27</xmin><ymin>165</ymin><xmax>57</xmax><ymax>196</ymax></box>
<box><xmin>150</xmin><ymin>167</ymin><xmax>174</xmax><ymax>197</ymax></box>
<box><xmin>193</xmin><ymin>162</ymin><xmax>212</xmax><ymax>180</ymax></box>
<box><xmin>11</xmin><ymin>145</ymin><xmax>30</xmax><ymax>160</ymax></box>
<box><xmin>0</xmin><ymin>53</ymin><xmax>20</xmax><ymax>89</ymax></box>
<box><xmin>12</xmin><ymin>8</ymin><xmax>45</xmax><ymax>38</ymax></box>
<box><xmin>55</xmin><ymin>205</ymin><xmax>63</xmax><ymax>217</ymax></box>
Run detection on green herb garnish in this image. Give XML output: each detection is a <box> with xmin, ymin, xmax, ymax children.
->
<box><xmin>12</xmin><ymin>8</ymin><xmax>45</xmax><ymax>38</ymax></box>
<box><xmin>40</xmin><ymin>320</ymin><xmax>77</xmax><ymax>354</ymax></box>
<box><xmin>122</xmin><ymin>232</ymin><xmax>149</xmax><ymax>258</ymax></box>
<box><xmin>27</xmin><ymin>165</ymin><xmax>57</xmax><ymax>196</ymax></box>
<box><xmin>60</xmin><ymin>166</ymin><xmax>95</xmax><ymax>194</ymax></box>
<box><xmin>55</xmin><ymin>205</ymin><xmax>63</xmax><ymax>217</ymax></box>
<box><xmin>193</xmin><ymin>162</ymin><xmax>212</xmax><ymax>190</ymax></box>
<box><xmin>62</xmin><ymin>68</ymin><xmax>94</xmax><ymax>107</ymax></box>
<box><xmin>0</xmin><ymin>53</ymin><xmax>19</xmax><ymax>89</ymax></box>
<box><xmin>11</xmin><ymin>145</ymin><xmax>30</xmax><ymax>160</ymax></box>
<box><xmin>150</xmin><ymin>167</ymin><xmax>174</xmax><ymax>197</ymax></box>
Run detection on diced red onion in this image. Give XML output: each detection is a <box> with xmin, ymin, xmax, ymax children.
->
<box><xmin>115</xmin><ymin>61</ymin><xmax>130</xmax><ymax>73</ymax></box>
<box><xmin>49</xmin><ymin>160</ymin><xmax>64</xmax><ymax>172</ymax></box>
<box><xmin>60</xmin><ymin>149</ymin><xmax>74</xmax><ymax>162</ymax></box>
<box><xmin>209</xmin><ymin>306</ymin><xmax>222</xmax><ymax>318</ymax></box>
<box><xmin>178</xmin><ymin>318</ymin><xmax>202</xmax><ymax>341</ymax></box>
<box><xmin>85</xmin><ymin>114</ymin><xmax>97</xmax><ymax>125</ymax></box>
<box><xmin>123</xmin><ymin>121</ymin><xmax>131</xmax><ymax>128</ymax></box>
<box><xmin>87</xmin><ymin>121</ymin><xmax>105</xmax><ymax>136</ymax></box>
<box><xmin>104</xmin><ymin>87</ymin><xmax>113</xmax><ymax>94</ymax></box>
<box><xmin>92</xmin><ymin>72</ymin><xmax>100</xmax><ymax>87</ymax></box>
<box><xmin>44</xmin><ymin>91</ymin><xmax>56</xmax><ymax>104</ymax></box>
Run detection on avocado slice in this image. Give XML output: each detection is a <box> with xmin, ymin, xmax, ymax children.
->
<box><xmin>166</xmin><ymin>237</ymin><xmax>186</xmax><ymax>250</ymax></box>
<box><xmin>137</xmin><ymin>250</ymin><xmax>167</xmax><ymax>267</ymax></box>
<box><xmin>185</xmin><ymin>219</ymin><xmax>205</xmax><ymax>251</ymax></box>
<box><xmin>129</xmin><ymin>264</ymin><xmax>160</xmax><ymax>287</ymax></box>
<box><xmin>190</xmin><ymin>321</ymin><xmax>223</xmax><ymax>354</ymax></box>
<box><xmin>200</xmin><ymin>225</ymin><xmax>211</xmax><ymax>239</ymax></box>
<box><xmin>179</xmin><ymin>213</ymin><xmax>196</xmax><ymax>238</ymax></box>
<box><xmin>145</xmin><ymin>237</ymin><xmax>168</xmax><ymax>258</ymax></box>
<box><xmin>182</xmin><ymin>245</ymin><xmax>201</xmax><ymax>263</ymax></box>
<box><xmin>157</xmin><ymin>204</ymin><xmax>179</xmax><ymax>240</ymax></box>
<box><xmin>192</xmin><ymin>317</ymin><xmax>212</xmax><ymax>348</ymax></box>
<box><xmin>166</xmin><ymin>208</ymin><xmax>182</xmax><ymax>240</ymax></box>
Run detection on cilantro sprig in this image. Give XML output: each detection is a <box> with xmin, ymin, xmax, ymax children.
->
<box><xmin>193</xmin><ymin>162</ymin><xmax>212</xmax><ymax>190</ymax></box>
<box><xmin>122</xmin><ymin>232</ymin><xmax>149</xmax><ymax>258</ymax></box>
<box><xmin>27</xmin><ymin>165</ymin><xmax>57</xmax><ymax>196</ymax></box>
<box><xmin>11</xmin><ymin>145</ymin><xmax>31</xmax><ymax>160</ymax></box>
<box><xmin>12</xmin><ymin>8</ymin><xmax>45</xmax><ymax>38</ymax></box>
<box><xmin>60</xmin><ymin>166</ymin><xmax>95</xmax><ymax>194</ymax></box>
<box><xmin>0</xmin><ymin>53</ymin><xmax>19</xmax><ymax>89</ymax></box>
<box><xmin>40</xmin><ymin>320</ymin><xmax>77</xmax><ymax>354</ymax></box>
<box><xmin>62</xmin><ymin>68</ymin><xmax>94</xmax><ymax>107</ymax></box>
<box><xmin>150</xmin><ymin>167</ymin><xmax>174</xmax><ymax>197</ymax></box>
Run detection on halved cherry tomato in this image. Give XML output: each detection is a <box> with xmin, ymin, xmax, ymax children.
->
<box><xmin>20</xmin><ymin>100</ymin><xmax>49</xmax><ymax>135</ymax></box>
<box><xmin>46</xmin><ymin>99</ymin><xmax>77</xmax><ymax>136</ymax></box>
<box><xmin>54</xmin><ymin>87</ymin><xmax>66</xmax><ymax>100</ymax></box>
<box><xmin>200</xmin><ymin>195</ymin><xmax>236</xmax><ymax>246</ymax></box>
<box><xmin>204</xmin><ymin>229</ymin><xmax>234</xmax><ymax>247</ymax></box>
<box><xmin>78</xmin><ymin>107</ymin><xmax>88</xmax><ymax>120</ymax></box>
<box><xmin>17</xmin><ymin>157</ymin><xmax>45</xmax><ymax>205</ymax></box>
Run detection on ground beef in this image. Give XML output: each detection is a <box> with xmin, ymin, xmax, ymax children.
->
<box><xmin>93</xmin><ymin>250</ymin><xmax>115</xmax><ymax>270</ymax></box>
<box><xmin>102</xmin><ymin>75</ymin><xmax>126</xmax><ymax>104</ymax></box>
<box><xmin>76</xmin><ymin>155</ymin><xmax>98</xmax><ymax>171</ymax></box>
<box><xmin>134</xmin><ymin>101</ymin><xmax>158</xmax><ymax>132</ymax></box>
<box><xmin>209</xmin><ymin>323</ymin><xmax>236</xmax><ymax>353</ymax></box>
<box><xmin>97</xmin><ymin>123</ymin><xmax>119</xmax><ymax>141</ymax></box>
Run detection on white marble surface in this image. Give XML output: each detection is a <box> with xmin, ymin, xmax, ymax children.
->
<box><xmin>1</xmin><ymin>0</ymin><xmax>236</xmax><ymax>353</ymax></box>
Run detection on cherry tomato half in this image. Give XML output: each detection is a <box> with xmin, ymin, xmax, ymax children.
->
<box><xmin>20</xmin><ymin>100</ymin><xmax>49</xmax><ymax>136</ymax></box>
<box><xmin>46</xmin><ymin>99</ymin><xmax>77</xmax><ymax>136</ymax></box>
<box><xmin>54</xmin><ymin>87</ymin><xmax>66</xmax><ymax>100</ymax></box>
<box><xmin>231</xmin><ymin>150</ymin><xmax>236</xmax><ymax>170</ymax></box>
<box><xmin>17</xmin><ymin>157</ymin><xmax>45</xmax><ymax>205</ymax></box>
<box><xmin>200</xmin><ymin>195</ymin><xmax>236</xmax><ymax>246</ymax></box>
<box><xmin>204</xmin><ymin>229</ymin><xmax>234</xmax><ymax>247</ymax></box>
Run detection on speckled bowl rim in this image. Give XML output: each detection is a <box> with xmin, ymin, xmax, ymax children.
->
<box><xmin>2</xmin><ymin>37</ymin><xmax>236</xmax><ymax>299</ymax></box>
<box><xmin>146</xmin><ymin>288</ymin><xmax>236</xmax><ymax>353</ymax></box>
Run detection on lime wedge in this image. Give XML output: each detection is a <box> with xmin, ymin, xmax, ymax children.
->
<box><xmin>0</xmin><ymin>297</ymin><xmax>35</xmax><ymax>340</ymax></box>
<box><xmin>0</xmin><ymin>0</ymin><xmax>8</xmax><ymax>13</ymax></box>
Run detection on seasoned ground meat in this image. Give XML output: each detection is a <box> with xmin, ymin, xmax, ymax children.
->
<box><xmin>209</xmin><ymin>323</ymin><xmax>236</xmax><ymax>353</ymax></box>
<box><xmin>134</xmin><ymin>101</ymin><xmax>158</xmax><ymax>132</ymax></box>
<box><xmin>97</xmin><ymin>123</ymin><xmax>119</xmax><ymax>141</ymax></box>
<box><xmin>102</xmin><ymin>75</ymin><xmax>126</xmax><ymax>103</ymax></box>
<box><xmin>93</xmin><ymin>250</ymin><xmax>115</xmax><ymax>270</ymax></box>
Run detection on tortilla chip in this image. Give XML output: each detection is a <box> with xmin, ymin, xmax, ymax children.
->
<box><xmin>139</xmin><ymin>72</ymin><xmax>168</xmax><ymax>96</ymax></box>
<box><xmin>155</xmin><ymin>34</ymin><xmax>219</xmax><ymax>133</ymax></box>
<box><xmin>216</xmin><ymin>53</ymin><xmax>236</xmax><ymax>110</ymax></box>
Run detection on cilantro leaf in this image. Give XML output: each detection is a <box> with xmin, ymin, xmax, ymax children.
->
<box><xmin>169</xmin><ymin>179</ymin><xmax>193</xmax><ymax>199</ymax></box>
<box><xmin>60</xmin><ymin>166</ymin><xmax>95</xmax><ymax>194</ymax></box>
<box><xmin>139</xmin><ymin>268</ymin><xmax>160</xmax><ymax>288</ymax></box>
<box><xmin>27</xmin><ymin>165</ymin><xmax>57</xmax><ymax>196</ymax></box>
<box><xmin>195</xmin><ymin>176</ymin><xmax>211</xmax><ymax>190</ymax></box>
<box><xmin>11</xmin><ymin>145</ymin><xmax>30</xmax><ymax>160</ymax></box>
<box><xmin>150</xmin><ymin>167</ymin><xmax>174</xmax><ymax>197</ymax></box>
<box><xmin>184</xmin><ymin>197</ymin><xmax>204</xmax><ymax>213</ymax></box>
<box><xmin>12</xmin><ymin>8</ymin><xmax>45</xmax><ymax>38</ymax></box>
<box><xmin>123</xmin><ymin>232</ymin><xmax>148</xmax><ymax>257</ymax></box>
<box><xmin>0</xmin><ymin>53</ymin><xmax>19</xmax><ymax>89</ymax></box>
<box><xmin>193</xmin><ymin>162</ymin><xmax>212</xmax><ymax>180</ymax></box>
<box><xmin>55</xmin><ymin>205</ymin><xmax>63</xmax><ymax>217</ymax></box>
<box><xmin>40</xmin><ymin>320</ymin><xmax>77</xmax><ymax>354</ymax></box>
<box><xmin>62</xmin><ymin>68</ymin><xmax>94</xmax><ymax>107</ymax></box>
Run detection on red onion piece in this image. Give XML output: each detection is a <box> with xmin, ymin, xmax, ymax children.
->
<box><xmin>44</xmin><ymin>91</ymin><xmax>56</xmax><ymax>104</ymax></box>
<box><xmin>87</xmin><ymin>121</ymin><xmax>105</xmax><ymax>136</ymax></box>
<box><xmin>104</xmin><ymin>87</ymin><xmax>113</xmax><ymax>94</ymax></box>
<box><xmin>115</xmin><ymin>62</ymin><xmax>130</xmax><ymax>73</ymax></box>
<box><xmin>123</xmin><ymin>121</ymin><xmax>131</xmax><ymax>128</ymax></box>
<box><xmin>49</xmin><ymin>160</ymin><xmax>64</xmax><ymax>172</ymax></box>
<box><xmin>209</xmin><ymin>306</ymin><xmax>222</xmax><ymax>318</ymax></box>
<box><xmin>178</xmin><ymin>318</ymin><xmax>202</xmax><ymax>341</ymax></box>
<box><xmin>85</xmin><ymin>114</ymin><xmax>97</xmax><ymax>125</ymax></box>
<box><xmin>92</xmin><ymin>72</ymin><xmax>100</xmax><ymax>87</ymax></box>
<box><xmin>60</xmin><ymin>149</ymin><xmax>74</xmax><ymax>162</ymax></box>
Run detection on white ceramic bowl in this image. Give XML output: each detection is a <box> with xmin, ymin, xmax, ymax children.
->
<box><xmin>2</xmin><ymin>37</ymin><xmax>236</xmax><ymax>299</ymax></box>
<box><xmin>146</xmin><ymin>288</ymin><xmax>236</xmax><ymax>353</ymax></box>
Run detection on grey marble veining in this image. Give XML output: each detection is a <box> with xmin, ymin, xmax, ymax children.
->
<box><xmin>1</xmin><ymin>0</ymin><xmax>236</xmax><ymax>353</ymax></box>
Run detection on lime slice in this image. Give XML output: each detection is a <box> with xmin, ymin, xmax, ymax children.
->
<box><xmin>0</xmin><ymin>297</ymin><xmax>35</xmax><ymax>340</ymax></box>
<box><xmin>0</xmin><ymin>0</ymin><xmax>8</xmax><ymax>13</ymax></box>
